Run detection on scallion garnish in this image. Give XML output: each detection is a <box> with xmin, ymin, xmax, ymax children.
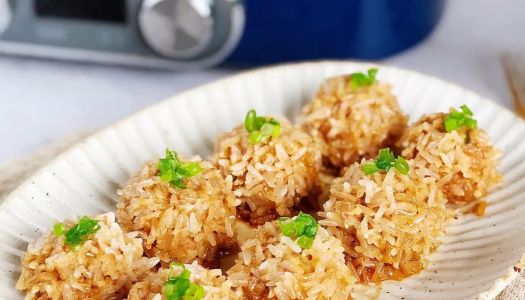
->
<box><xmin>350</xmin><ymin>68</ymin><xmax>378</xmax><ymax>90</ymax></box>
<box><xmin>163</xmin><ymin>262</ymin><xmax>206</xmax><ymax>300</ymax></box>
<box><xmin>278</xmin><ymin>212</ymin><xmax>318</xmax><ymax>249</ymax></box>
<box><xmin>244</xmin><ymin>109</ymin><xmax>281</xmax><ymax>144</ymax></box>
<box><xmin>158</xmin><ymin>149</ymin><xmax>203</xmax><ymax>189</ymax></box>
<box><xmin>443</xmin><ymin>105</ymin><xmax>477</xmax><ymax>132</ymax></box>
<box><xmin>362</xmin><ymin>148</ymin><xmax>409</xmax><ymax>175</ymax></box>
<box><xmin>53</xmin><ymin>223</ymin><xmax>66</xmax><ymax>237</ymax></box>
<box><xmin>53</xmin><ymin>216</ymin><xmax>101</xmax><ymax>249</ymax></box>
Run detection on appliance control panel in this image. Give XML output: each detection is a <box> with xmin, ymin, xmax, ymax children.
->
<box><xmin>0</xmin><ymin>0</ymin><xmax>244</xmax><ymax>69</ymax></box>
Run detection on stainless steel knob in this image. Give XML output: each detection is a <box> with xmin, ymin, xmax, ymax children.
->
<box><xmin>139</xmin><ymin>0</ymin><xmax>244</xmax><ymax>62</ymax></box>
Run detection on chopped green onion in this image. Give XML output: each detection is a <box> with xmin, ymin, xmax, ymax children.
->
<box><xmin>268</xmin><ymin>119</ymin><xmax>281</xmax><ymax>138</ymax></box>
<box><xmin>350</xmin><ymin>68</ymin><xmax>378</xmax><ymax>90</ymax></box>
<box><xmin>185</xmin><ymin>283</ymin><xmax>206</xmax><ymax>300</ymax></box>
<box><xmin>375</xmin><ymin>148</ymin><xmax>395</xmax><ymax>170</ymax></box>
<box><xmin>293</xmin><ymin>216</ymin><xmax>309</xmax><ymax>236</ymax></box>
<box><xmin>164</xmin><ymin>278</ymin><xmax>189</xmax><ymax>300</ymax></box>
<box><xmin>460</xmin><ymin>104</ymin><xmax>473</xmax><ymax>116</ymax></box>
<box><xmin>53</xmin><ymin>223</ymin><xmax>66</xmax><ymax>237</ymax></box>
<box><xmin>361</xmin><ymin>148</ymin><xmax>410</xmax><ymax>175</ymax></box>
<box><xmin>394</xmin><ymin>157</ymin><xmax>409</xmax><ymax>175</ymax></box>
<box><xmin>244</xmin><ymin>109</ymin><xmax>281</xmax><ymax>144</ymax></box>
<box><xmin>368</xmin><ymin>68</ymin><xmax>378</xmax><ymax>79</ymax></box>
<box><xmin>297</xmin><ymin>212</ymin><xmax>318</xmax><ymax>238</ymax></box>
<box><xmin>444</xmin><ymin>118</ymin><xmax>459</xmax><ymax>132</ymax></box>
<box><xmin>464</xmin><ymin>118</ymin><xmax>477</xmax><ymax>128</ymax></box>
<box><xmin>180</xmin><ymin>268</ymin><xmax>191</xmax><ymax>280</ymax></box>
<box><xmin>278</xmin><ymin>212</ymin><xmax>318</xmax><ymax>249</ymax></box>
<box><xmin>443</xmin><ymin>105</ymin><xmax>477</xmax><ymax>132</ymax></box>
<box><xmin>56</xmin><ymin>216</ymin><xmax>100</xmax><ymax>249</ymax></box>
<box><xmin>249</xmin><ymin>131</ymin><xmax>263</xmax><ymax>144</ymax></box>
<box><xmin>244</xmin><ymin>109</ymin><xmax>258</xmax><ymax>132</ymax></box>
<box><xmin>278</xmin><ymin>217</ymin><xmax>295</xmax><ymax>237</ymax></box>
<box><xmin>164</xmin><ymin>263</ymin><xmax>206</xmax><ymax>300</ymax></box>
<box><xmin>182</xmin><ymin>162</ymin><xmax>204</xmax><ymax>177</ymax></box>
<box><xmin>158</xmin><ymin>149</ymin><xmax>203</xmax><ymax>189</ymax></box>
<box><xmin>171</xmin><ymin>179</ymin><xmax>187</xmax><ymax>189</ymax></box>
<box><xmin>260</xmin><ymin>123</ymin><xmax>275</xmax><ymax>137</ymax></box>
<box><xmin>296</xmin><ymin>236</ymin><xmax>314</xmax><ymax>249</ymax></box>
<box><xmin>362</xmin><ymin>163</ymin><xmax>380</xmax><ymax>175</ymax></box>
<box><xmin>303</xmin><ymin>222</ymin><xmax>318</xmax><ymax>237</ymax></box>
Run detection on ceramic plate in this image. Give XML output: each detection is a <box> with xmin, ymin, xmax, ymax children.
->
<box><xmin>1</xmin><ymin>62</ymin><xmax>524</xmax><ymax>299</ymax></box>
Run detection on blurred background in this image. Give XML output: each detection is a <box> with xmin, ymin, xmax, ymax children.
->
<box><xmin>0</xmin><ymin>0</ymin><xmax>524</xmax><ymax>165</ymax></box>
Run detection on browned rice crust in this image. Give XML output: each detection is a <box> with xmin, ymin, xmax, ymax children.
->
<box><xmin>16</xmin><ymin>213</ymin><xmax>158</xmax><ymax>299</ymax></box>
<box><xmin>116</xmin><ymin>158</ymin><xmax>238</xmax><ymax>266</ymax></box>
<box><xmin>214</xmin><ymin>117</ymin><xmax>322</xmax><ymax>225</ymax></box>
<box><xmin>300</xmin><ymin>75</ymin><xmax>407</xmax><ymax>170</ymax></box>
<box><xmin>319</xmin><ymin>159</ymin><xmax>449</xmax><ymax>284</ymax></box>
<box><xmin>127</xmin><ymin>262</ymin><xmax>241</xmax><ymax>300</ymax></box>
<box><xmin>398</xmin><ymin>112</ymin><xmax>502</xmax><ymax>204</ymax></box>
<box><xmin>227</xmin><ymin>221</ymin><xmax>358</xmax><ymax>299</ymax></box>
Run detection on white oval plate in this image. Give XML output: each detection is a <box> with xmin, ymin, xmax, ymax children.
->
<box><xmin>1</xmin><ymin>62</ymin><xmax>524</xmax><ymax>299</ymax></box>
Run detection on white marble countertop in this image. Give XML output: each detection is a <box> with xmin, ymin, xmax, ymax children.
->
<box><xmin>0</xmin><ymin>0</ymin><xmax>524</xmax><ymax>164</ymax></box>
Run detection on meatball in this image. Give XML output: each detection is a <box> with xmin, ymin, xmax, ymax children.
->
<box><xmin>398</xmin><ymin>112</ymin><xmax>502</xmax><ymax>204</ymax></box>
<box><xmin>319</xmin><ymin>159</ymin><xmax>448</xmax><ymax>284</ymax></box>
<box><xmin>16</xmin><ymin>213</ymin><xmax>158</xmax><ymax>299</ymax></box>
<box><xmin>116</xmin><ymin>156</ymin><xmax>238</xmax><ymax>266</ymax></box>
<box><xmin>300</xmin><ymin>74</ymin><xmax>407</xmax><ymax>170</ymax></box>
<box><xmin>227</xmin><ymin>221</ymin><xmax>358</xmax><ymax>300</ymax></box>
<box><xmin>214</xmin><ymin>117</ymin><xmax>322</xmax><ymax>225</ymax></box>
<box><xmin>127</xmin><ymin>261</ymin><xmax>241</xmax><ymax>300</ymax></box>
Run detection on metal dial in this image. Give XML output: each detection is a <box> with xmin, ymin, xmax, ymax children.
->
<box><xmin>139</xmin><ymin>0</ymin><xmax>218</xmax><ymax>60</ymax></box>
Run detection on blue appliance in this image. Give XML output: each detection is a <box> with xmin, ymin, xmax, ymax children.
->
<box><xmin>228</xmin><ymin>0</ymin><xmax>445</xmax><ymax>64</ymax></box>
